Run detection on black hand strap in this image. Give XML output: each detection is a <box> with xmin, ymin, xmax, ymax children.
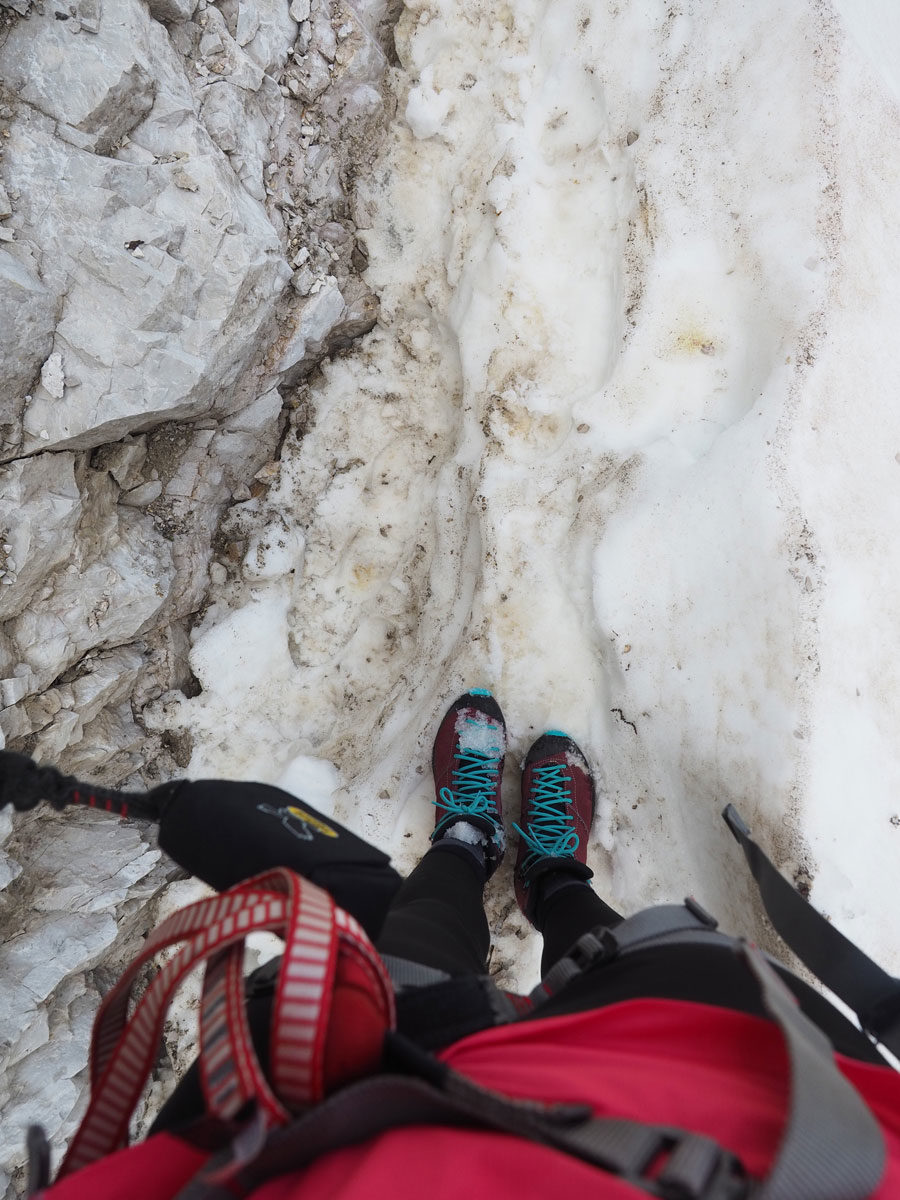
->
<box><xmin>723</xmin><ymin>804</ymin><xmax>900</xmax><ymax>1053</ymax></box>
<box><xmin>0</xmin><ymin>749</ymin><xmax>169</xmax><ymax>820</ymax></box>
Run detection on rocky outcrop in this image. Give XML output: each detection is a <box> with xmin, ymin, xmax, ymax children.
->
<box><xmin>1</xmin><ymin>0</ymin><xmax>288</xmax><ymax>455</ymax></box>
<box><xmin>0</xmin><ymin>0</ymin><xmax>393</xmax><ymax>1190</ymax></box>
<box><xmin>0</xmin><ymin>0</ymin><xmax>391</xmax><ymax>768</ymax></box>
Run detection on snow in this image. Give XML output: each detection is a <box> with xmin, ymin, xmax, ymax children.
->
<box><xmin>276</xmin><ymin>754</ymin><xmax>341</xmax><ymax>816</ymax></box>
<box><xmin>444</xmin><ymin>820</ymin><xmax>487</xmax><ymax>847</ymax></box>
<box><xmin>455</xmin><ymin>710</ymin><xmax>504</xmax><ymax>757</ymax></box>
<box><xmin>152</xmin><ymin>0</ymin><xmax>900</xmax><ymax>1001</ymax></box>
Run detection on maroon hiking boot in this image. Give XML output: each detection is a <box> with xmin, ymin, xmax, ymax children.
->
<box><xmin>430</xmin><ymin>690</ymin><xmax>507</xmax><ymax>878</ymax></box>
<box><xmin>514</xmin><ymin>731</ymin><xmax>595</xmax><ymax>924</ymax></box>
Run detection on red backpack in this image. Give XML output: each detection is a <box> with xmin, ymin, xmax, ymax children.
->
<box><xmin>7</xmin><ymin>751</ymin><xmax>898</xmax><ymax>1200</ymax></box>
<box><xmin>25</xmin><ymin>849</ymin><xmax>900</xmax><ymax>1200</ymax></box>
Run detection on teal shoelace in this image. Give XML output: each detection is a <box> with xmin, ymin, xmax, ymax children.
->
<box><xmin>513</xmin><ymin>763</ymin><xmax>578</xmax><ymax>868</ymax></box>
<box><xmin>434</xmin><ymin>726</ymin><xmax>502</xmax><ymax>824</ymax></box>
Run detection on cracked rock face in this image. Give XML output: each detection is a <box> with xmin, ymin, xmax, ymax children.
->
<box><xmin>1</xmin><ymin>0</ymin><xmax>291</xmax><ymax>455</ymax></box>
<box><xmin>0</xmin><ymin>0</ymin><xmax>392</xmax><ymax>1190</ymax></box>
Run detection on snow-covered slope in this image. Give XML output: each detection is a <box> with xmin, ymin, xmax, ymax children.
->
<box><xmin>157</xmin><ymin>0</ymin><xmax>900</xmax><ymax>990</ymax></box>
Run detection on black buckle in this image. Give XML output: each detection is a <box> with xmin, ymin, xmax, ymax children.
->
<box><xmin>578</xmin><ymin>1120</ymin><xmax>750</xmax><ymax>1200</ymax></box>
<box><xmin>684</xmin><ymin>896</ymin><xmax>719</xmax><ymax>930</ymax></box>
<box><xmin>655</xmin><ymin>1142</ymin><xmax>750</xmax><ymax>1200</ymax></box>
<box><xmin>650</xmin><ymin>1131</ymin><xmax>749</xmax><ymax>1200</ymax></box>
<box><xmin>569</xmin><ymin>927</ymin><xmax>619</xmax><ymax>971</ymax></box>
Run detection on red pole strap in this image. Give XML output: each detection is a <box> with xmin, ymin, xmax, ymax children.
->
<box><xmin>57</xmin><ymin>869</ymin><xmax>395</xmax><ymax>1181</ymax></box>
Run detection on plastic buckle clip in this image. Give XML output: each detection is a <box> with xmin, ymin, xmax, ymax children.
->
<box><xmin>684</xmin><ymin>895</ymin><xmax>719</xmax><ymax>930</ymax></box>
<box><xmin>654</xmin><ymin>1131</ymin><xmax>750</xmax><ymax>1200</ymax></box>
<box><xmin>569</xmin><ymin>927</ymin><xmax>619</xmax><ymax>971</ymax></box>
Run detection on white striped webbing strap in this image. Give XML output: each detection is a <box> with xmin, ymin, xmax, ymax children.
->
<box><xmin>57</xmin><ymin>868</ymin><xmax>394</xmax><ymax>1180</ymax></box>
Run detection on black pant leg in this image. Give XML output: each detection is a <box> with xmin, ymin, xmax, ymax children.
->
<box><xmin>375</xmin><ymin>843</ymin><xmax>491</xmax><ymax>976</ymax></box>
<box><xmin>537</xmin><ymin>884</ymin><xmax>623</xmax><ymax>977</ymax></box>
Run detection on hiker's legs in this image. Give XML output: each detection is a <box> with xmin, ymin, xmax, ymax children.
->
<box><xmin>375</xmin><ymin>843</ymin><xmax>491</xmax><ymax>975</ymax></box>
<box><xmin>534</xmin><ymin>879</ymin><xmax>623</xmax><ymax>977</ymax></box>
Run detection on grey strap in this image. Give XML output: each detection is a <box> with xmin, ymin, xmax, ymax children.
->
<box><xmin>177</xmin><ymin>1071</ymin><xmax>751</xmax><ymax>1200</ymax></box>
<box><xmin>741</xmin><ymin>943</ymin><xmax>885</xmax><ymax>1200</ymax></box>
<box><xmin>528</xmin><ymin>902</ymin><xmax>887</xmax><ymax>1198</ymax></box>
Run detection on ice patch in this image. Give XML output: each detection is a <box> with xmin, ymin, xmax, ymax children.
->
<box><xmin>565</xmin><ymin>749</ymin><xmax>587</xmax><ymax>772</ymax></box>
<box><xmin>444</xmin><ymin>820</ymin><xmax>487</xmax><ymax>846</ymax></box>
<box><xmin>405</xmin><ymin>65</ymin><xmax>452</xmax><ymax>140</ymax></box>
<box><xmin>455</xmin><ymin>712</ymin><xmax>504</xmax><ymax>758</ymax></box>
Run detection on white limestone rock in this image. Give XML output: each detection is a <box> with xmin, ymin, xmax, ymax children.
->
<box><xmin>27</xmin><ymin>711</ymin><xmax>83</xmax><ymax>763</ymax></box>
<box><xmin>67</xmin><ymin>647</ymin><xmax>144</xmax><ymax>728</ymax></box>
<box><xmin>0</xmin><ymin>808</ymin><xmax>166</xmax><ymax>1180</ymax></box>
<box><xmin>0</xmin><ymin>811</ymin><xmax>19</xmax><ymax>893</ymax></box>
<box><xmin>0</xmin><ymin>455</ymin><xmax>82</xmax><ymax>625</ymax></box>
<box><xmin>278</xmin><ymin>279</ymin><xmax>346</xmax><ymax>381</ymax></box>
<box><xmin>0</xmin><ymin>0</ymin><xmax>290</xmax><ymax>457</ymax></box>
<box><xmin>200</xmin><ymin>82</ymin><xmax>245</xmax><ymax>155</ymax></box>
<box><xmin>239</xmin><ymin>0</ymin><xmax>298</xmax><ymax>73</ymax></box>
<box><xmin>27</xmin><ymin>815</ymin><xmax>160</xmax><ymax>917</ymax></box>
<box><xmin>141</xmin><ymin>395</ymin><xmax>283</xmax><ymax>621</ymax></box>
<box><xmin>4</xmin><ymin>1008</ymin><xmax>49</xmax><ymax>1073</ymax></box>
<box><xmin>292</xmin><ymin>48</ymin><xmax>332</xmax><ymax>103</ymax></box>
<box><xmin>77</xmin><ymin>0</ymin><xmax>102</xmax><ymax>35</ymax></box>
<box><xmin>39</xmin><ymin>353</ymin><xmax>65</xmax><ymax>400</ymax></box>
<box><xmin>12</xmin><ymin>110</ymin><xmax>289</xmax><ymax>452</ymax></box>
<box><xmin>212</xmin><ymin>388</ymin><xmax>283</xmax><ymax>479</ymax></box>
<box><xmin>0</xmin><ymin>465</ymin><xmax>175</xmax><ymax>749</ymax></box>
<box><xmin>0</xmin><ymin>0</ymin><xmax>398</xmax><ymax>1189</ymax></box>
<box><xmin>0</xmin><ymin>253</ymin><xmax>58</xmax><ymax>445</ymax></box>
<box><xmin>9</xmin><ymin>506</ymin><xmax>174</xmax><ymax>684</ymax></box>
<box><xmin>190</xmin><ymin>4</ymin><xmax>267</xmax><ymax>92</ymax></box>
<box><xmin>147</xmin><ymin>0</ymin><xmax>199</xmax><ymax>23</ymax></box>
<box><xmin>130</xmin><ymin>619</ymin><xmax>193</xmax><ymax>713</ymax></box>
<box><xmin>199</xmin><ymin>74</ymin><xmax>283</xmax><ymax>201</ymax></box>
<box><xmin>91</xmin><ymin>436</ymin><xmax>148</xmax><ymax>489</ymax></box>
<box><xmin>57</xmin><ymin>702</ymin><xmax>146</xmax><ymax>777</ymax></box>
<box><xmin>0</xmin><ymin>912</ymin><xmax>118</xmax><ymax>1015</ymax></box>
<box><xmin>2</xmin><ymin>16</ymin><xmax>156</xmax><ymax>158</ymax></box>
<box><xmin>235</xmin><ymin>2</ymin><xmax>260</xmax><ymax>48</ymax></box>
<box><xmin>120</xmin><ymin>480</ymin><xmax>164</xmax><ymax>506</ymax></box>
<box><xmin>311</xmin><ymin>3</ymin><xmax>337</xmax><ymax>62</ymax></box>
